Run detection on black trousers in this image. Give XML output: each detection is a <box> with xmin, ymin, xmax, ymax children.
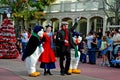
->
<box><xmin>59</xmin><ymin>46</ymin><xmax>71</xmax><ymax>73</ymax></box>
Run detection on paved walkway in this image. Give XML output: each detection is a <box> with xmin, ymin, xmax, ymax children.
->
<box><xmin>0</xmin><ymin>56</ymin><xmax>120</xmax><ymax>80</ymax></box>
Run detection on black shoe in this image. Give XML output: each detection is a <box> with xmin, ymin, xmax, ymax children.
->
<box><xmin>60</xmin><ymin>72</ymin><xmax>65</xmax><ymax>76</ymax></box>
<box><xmin>90</xmin><ymin>62</ymin><xmax>96</xmax><ymax>65</ymax></box>
<box><xmin>65</xmin><ymin>72</ymin><xmax>71</xmax><ymax>75</ymax></box>
<box><xmin>44</xmin><ymin>72</ymin><xmax>48</xmax><ymax>76</ymax></box>
<box><xmin>47</xmin><ymin>71</ymin><xmax>53</xmax><ymax>75</ymax></box>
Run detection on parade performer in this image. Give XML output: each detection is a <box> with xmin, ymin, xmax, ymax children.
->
<box><xmin>68</xmin><ymin>32</ymin><xmax>82</xmax><ymax>74</ymax></box>
<box><xmin>56</xmin><ymin>17</ymin><xmax>80</xmax><ymax>75</ymax></box>
<box><xmin>39</xmin><ymin>24</ymin><xmax>56</xmax><ymax>76</ymax></box>
<box><xmin>22</xmin><ymin>25</ymin><xmax>44</xmax><ymax>77</ymax></box>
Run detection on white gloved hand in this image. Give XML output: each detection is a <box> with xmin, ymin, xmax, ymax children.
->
<box><xmin>75</xmin><ymin>17</ymin><xmax>81</xmax><ymax>23</ymax></box>
<box><xmin>39</xmin><ymin>44</ymin><xmax>44</xmax><ymax>53</ymax></box>
<box><xmin>64</xmin><ymin>40</ymin><xmax>68</xmax><ymax>43</ymax></box>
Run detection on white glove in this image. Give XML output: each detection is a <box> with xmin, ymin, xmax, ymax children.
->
<box><xmin>75</xmin><ymin>17</ymin><xmax>81</xmax><ymax>23</ymax></box>
<box><xmin>39</xmin><ymin>44</ymin><xmax>44</xmax><ymax>53</ymax></box>
<box><xmin>40</xmin><ymin>47</ymin><xmax>44</xmax><ymax>53</ymax></box>
<box><xmin>64</xmin><ymin>40</ymin><xmax>68</xmax><ymax>43</ymax></box>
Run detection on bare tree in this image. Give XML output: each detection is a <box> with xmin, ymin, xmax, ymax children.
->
<box><xmin>102</xmin><ymin>0</ymin><xmax>120</xmax><ymax>25</ymax></box>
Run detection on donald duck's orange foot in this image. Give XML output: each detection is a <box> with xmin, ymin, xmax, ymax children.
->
<box><xmin>68</xmin><ymin>69</ymin><xmax>73</xmax><ymax>74</ymax></box>
<box><xmin>72</xmin><ymin>69</ymin><xmax>81</xmax><ymax>74</ymax></box>
<box><xmin>29</xmin><ymin>72</ymin><xmax>40</xmax><ymax>77</ymax></box>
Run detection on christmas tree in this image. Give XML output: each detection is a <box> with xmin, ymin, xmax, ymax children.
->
<box><xmin>0</xmin><ymin>17</ymin><xmax>19</xmax><ymax>59</ymax></box>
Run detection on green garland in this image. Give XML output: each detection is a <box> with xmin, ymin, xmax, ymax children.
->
<box><xmin>32</xmin><ymin>32</ymin><xmax>40</xmax><ymax>40</ymax></box>
<box><xmin>75</xmin><ymin>46</ymin><xmax>79</xmax><ymax>58</ymax></box>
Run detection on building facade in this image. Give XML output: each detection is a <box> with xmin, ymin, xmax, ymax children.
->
<box><xmin>39</xmin><ymin>0</ymin><xmax>113</xmax><ymax>36</ymax></box>
<box><xmin>0</xmin><ymin>0</ymin><xmax>118</xmax><ymax>37</ymax></box>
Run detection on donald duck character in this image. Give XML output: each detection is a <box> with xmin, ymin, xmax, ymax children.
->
<box><xmin>68</xmin><ymin>31</ymin><xmax>82</xmax><ymax>74</ymax></box>
<box><xmin>22</xmin><ymin>25</ymin><xmax>44</xmax><ymax>77</ymax></box>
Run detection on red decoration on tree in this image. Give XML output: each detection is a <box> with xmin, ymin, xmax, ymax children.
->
<box><xmin>0</xmin><ymin>18</ymin><xmax>19</xmax><ymax>59</ymax></box>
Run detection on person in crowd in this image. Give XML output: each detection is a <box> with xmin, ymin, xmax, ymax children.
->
<box><xmin>96</xmin><ymin>28</ymin><xmax>103</xmax><ymax>58</ymax></box>
<box><xmin>89</xmin><ymin>33</ymin><xmax>98</xmax><ymax>64</ymax></box>
<box><xmin>16</xmin><ymin>38</ymin><xmax>22</xmax><ymax>54</ymax></box>
<box><xmin>39</xmin><ymin>23</ymin><xmax>56</xmax><ymax>76</ymax></box>
<box><xmin>100</xmin><ymin>36</ymin><xmax>109</xmax><ymax>66</ymax></box>
<box><xmin>105</xmin><ymin>31</ymin><xmax>114</xmax><ymax>63</ymax></box>
<box><xmin>56</xmin><ymin>17</ymin><xmax>80</xmax><ymax>76</ymax></box>
<box><xmin>53</xmin><ymin>30</ymin><xmax>60</xmax><ymax>57</ymax></box>
<box><xmin>112</xmin><ymin>28</ymin><xmax>120</xmax><ymax>58</ymax></box>
<box><xmin>28</xmin><ymin>28</ymin><xmax>31</xmax><ymax>39</ymax></box>
<box><xmin>115</xmin><ymin>51</ymin><xmax>120</xmax><ymax>60</ymax></box>
<box><xmin>85</xmin><ymin>31</ymin><xmax>94</xmax><ymax>64</ymax></box>
<box><xmin>107</xmin><ymin>33</ymin><xmax>114</xmax><ymax>64</ymax></box>
<box><xmin>21</xmin><ymin>29</ymin><xmax>29</xmax><ymax>55</ymax></box>
<box><xmin>79</xmin><ymin>40</ymin><xmax>87</xmax><ymax>63</ymax></box>
<box><xmin>16</xmin><ymin>32</ymin><xmax>22</xmax><ymax>54</ymax></box>
<box><xmin>98</xmin><ymin>28</ymin><xmax>103</xmax><ymax>39</ymax></box>
<box><xmin>96</xmin><ymin>32</ymin><xmax>102</xmax><ymax>58</ymax></box>
<box><xmin>110</xmin><ymin>51</ymin><xmax>120</xmax><ymax>67</ymax></box>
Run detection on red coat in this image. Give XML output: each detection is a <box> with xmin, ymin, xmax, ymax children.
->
<box><xmin>39</xmin><ymin>33</ymin><xmax>56</xmax><ymax>63</ymax></box>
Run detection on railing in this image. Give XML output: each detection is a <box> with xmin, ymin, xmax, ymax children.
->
<box><xmin>107</xmin><ymin>25</ymin><xmax>120</xmax><ymax>31</ymax></box>
<box><xmin>109</xmin><ymin>25</ymin><xmax>120</xmax><ymax>28</ymax></box>
<box><xmin>44</xmin><ymin>1</ymin><xmax>103</xmax><ymax>13</ymax></box>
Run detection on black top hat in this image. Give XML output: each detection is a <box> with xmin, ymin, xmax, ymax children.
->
<box><xmin>45</xmin><ymin>23</ymin><xmax>53</xmax><ymax>28</ymax></box>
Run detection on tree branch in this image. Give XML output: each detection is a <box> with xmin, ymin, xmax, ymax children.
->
<box><xmin>104</xmin><ymin>0</ymin><xmax>116</xmax><ymax>11</ymax></box>
<box><xmin>102</xmin><ymin>0</ymin><xmax>109</xmax><ymax>18</ymax></box>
